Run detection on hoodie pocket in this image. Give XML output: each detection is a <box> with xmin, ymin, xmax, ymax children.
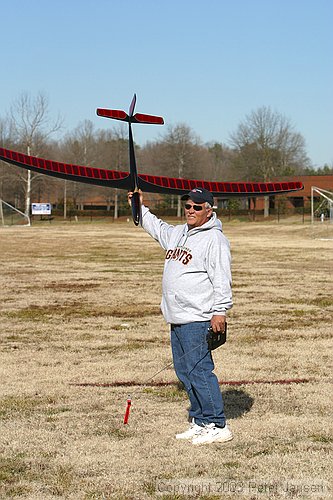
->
<box><xmin>174</xmin><ymin>294</ymin><xmax>191</xmax><ymax>309</ymax></box>
<box><xmin>175</xmin><ymin>290</ymin><xmax>214</xmax><ymax>316</ymax></box>
<box><xmin>174</xmin><ymin>293</ymin><xmax>194</xmax><ymax>311</ymax></box>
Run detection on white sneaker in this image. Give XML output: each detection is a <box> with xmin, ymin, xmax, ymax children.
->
<box><xmin>192</xmin><ymin>423</ymin><xmax>233</xmax><ymax>445</ymax></box>
<box><xmin>175</xmin><ymin>420</ymin><xmax>203</xmax><ymax>440</ymax></box>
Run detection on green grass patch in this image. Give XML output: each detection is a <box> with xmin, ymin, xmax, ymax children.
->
<box><xmin>42</xmin><ymin>464</ymin><xmax>75</xmax><ymax>496</ymax></box>
<box><xmin>309</xmin><ymin>434</ymin><xmax>332</xmax><ymax>443</ymax></box>
<box><xmin>144</xmin><ymin>384</ymin><xmax>187</xmax><ymax>402</ymax></box>
<box><xmin>0</xmin><ymin>454</ymin><xmax>28</xmax><ymax>483</ymax></box>
<box><xmin>4</xmin><ymin>302</ymin><xmax>161</xmax><ymax>322</ymax></box>
<box><xmin>0</xmin><ymin>395</ymin><xmax>69</xmax><ymax>420</ymax></box>
<box><xmin>224</xmin><ymin>461</ymin><xmax>241</xmax><ymax>469</ymax></box>
<box><xmin>0</xmin><ymin>454</ymin><xmax>31</xmax><ymax>497</ymax></box>
<box><xmin>276</xmin><ymin>295</ymin><xmax>333</xmax><ymax>308</ymax></box>
<box><xmin>310</xmin><ymin>296</ymin><xmax>333</xmax><ymax>308</ymax></box>
<box><xmin>0</xmin><ymin>395</ymin><xmax>44</xmax><ymax>419</ymax></box>
<box><xmin>93</xmin><ymin>340</ymin><xmax>149</xmax><ymax>353</ymax></box>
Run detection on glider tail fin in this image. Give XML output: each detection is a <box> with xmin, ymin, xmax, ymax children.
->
<box><xmin>129</xmin><ymin>94</ymin><xmax>137</xmax><ymax>117</ymax></box>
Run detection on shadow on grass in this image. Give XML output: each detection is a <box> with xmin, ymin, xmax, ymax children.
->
<box><xmin>223</xmin><ymin>388</ymin><xmax>254</xmax><ymax>419</ymax></box>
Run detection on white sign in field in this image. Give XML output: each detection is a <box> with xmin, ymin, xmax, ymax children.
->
<box><xmin>31</xmin><ymin>203</ymin><xmax>52</xmax><ymax>215</ymax></box>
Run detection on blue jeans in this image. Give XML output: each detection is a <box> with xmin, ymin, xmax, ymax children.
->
<box><xmin>170</xmin><ymin>321</ymin><xmax>225</xmax><ymax>427</ymax></box>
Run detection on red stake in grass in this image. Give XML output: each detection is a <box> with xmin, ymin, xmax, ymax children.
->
<box><xmin>123</xmin><ymin>396</ymin><xmax>132</xmax><ymax>424</ymax></box>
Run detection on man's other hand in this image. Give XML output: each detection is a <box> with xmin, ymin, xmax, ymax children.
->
<box><xmin>210</xmin><ymin>315</ymin><xmax>226</xmax><ymax>333</ymax></box>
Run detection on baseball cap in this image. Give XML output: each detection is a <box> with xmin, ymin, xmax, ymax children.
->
<box><xmin>181</xmin><ymin>187</ymin><xmax>214</xmax><ymax>206</ymax></box>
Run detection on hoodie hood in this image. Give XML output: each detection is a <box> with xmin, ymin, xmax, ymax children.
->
<box><xmin>186</xmin><ymin>211</ymin><xmax>222</xmax><ymax>235</ymax></box>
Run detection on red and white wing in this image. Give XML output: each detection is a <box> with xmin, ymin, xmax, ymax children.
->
<box><xmin>0</xmin><ymin>147</ymin><xmax>303</xmax><ymax>197</ymax></box>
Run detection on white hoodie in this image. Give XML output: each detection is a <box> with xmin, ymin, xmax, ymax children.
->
<box><xmin>141</xmin><ymin>205</ymin><xmax>233</xmax><ymax>324</ymax></box>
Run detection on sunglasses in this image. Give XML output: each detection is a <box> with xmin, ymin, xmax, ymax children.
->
<box><xmin>184</xmin><ymin>203</ymin><xmax>204</xmax><ymax>211</ymax></box>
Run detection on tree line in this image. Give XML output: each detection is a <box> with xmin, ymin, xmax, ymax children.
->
<box><xmin>0</xmin><ymin>92</ymin><xmax>330</xmax><ymax>218</ymax></box>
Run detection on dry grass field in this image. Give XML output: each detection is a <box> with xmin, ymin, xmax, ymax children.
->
<box><xmin>0</xmin><ymin>218</ymin><xmax>332</xmax><ymax>499</ymax></box>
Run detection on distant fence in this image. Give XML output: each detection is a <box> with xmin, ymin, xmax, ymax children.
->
<box><xmin>47</xmin><ymin>206</ymin><xmax>324</xmax><ymax>224</ymax></box>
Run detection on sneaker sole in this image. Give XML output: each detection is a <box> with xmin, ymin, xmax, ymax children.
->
<box><xmin>192</xmin><ymin>434</ymin><xmax>233</xmax><ymax>445</ymax></box>
<box><xmin>175</xmin><ymin>432</ymin><xmax>203</xmax><ymax>440</ymax></box>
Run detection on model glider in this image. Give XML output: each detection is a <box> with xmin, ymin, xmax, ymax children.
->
<box><xmin>0</xmin><ymin>95</ymin><xmax>304</xmax><ymax>225</ymax></box>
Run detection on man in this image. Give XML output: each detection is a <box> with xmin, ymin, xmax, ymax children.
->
<box><xmin>128</xmin><ymin>187</ymin><xmax>233</xmax><ymax>445</ymax></box>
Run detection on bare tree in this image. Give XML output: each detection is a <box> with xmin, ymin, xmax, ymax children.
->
<box><xmin>0</xmin><ymin>116</ymin><xmax>26</xmax><ymax>215</ymax></box>
<box><xmin>206</xmin><ymin>142</ymin><xmax>236</xmax><ymax>181</ymax></box>
<box><xmin>229</xmin><ymin>106</ymin><xmax>310</xmax><ymax>216</ymax></box>
<box><xmin>96</xmin><ymin>126</ymin><xmax>128</xmax><ymax>218</ymax></box>
<box><xmin>10</xmin><ymin>91</ymin><xmax>63</xmax><ymax>217</ymax></box>
<box><xmin>60</xmin><ymin>120</ymin><xmax>98</xmax><ymax>216</ymax></box>
<box><xmin>158</xmin><ymin>124</ymin><xmax>203</xmax><ymax>216</ymax></box>
<box><xmin>61</xmin><ymin>122</ymin><xmax>129</xmax><ymax>218</ymax></box>
<box><xmin>0</xmin><ymin>117</ymin><xmax>13</xmax><ymax>200</ymax></box>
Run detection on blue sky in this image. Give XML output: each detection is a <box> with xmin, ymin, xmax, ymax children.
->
<box><xmin>0</xmin><ymin>0</ymin><xmax>332</xmax><ymax>168</ymax></box>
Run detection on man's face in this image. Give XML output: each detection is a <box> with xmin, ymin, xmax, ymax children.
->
<box><xmin>184</xmin><ymin>200</ymin><xmax>212</xmax><ymax>229</ymax></box>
